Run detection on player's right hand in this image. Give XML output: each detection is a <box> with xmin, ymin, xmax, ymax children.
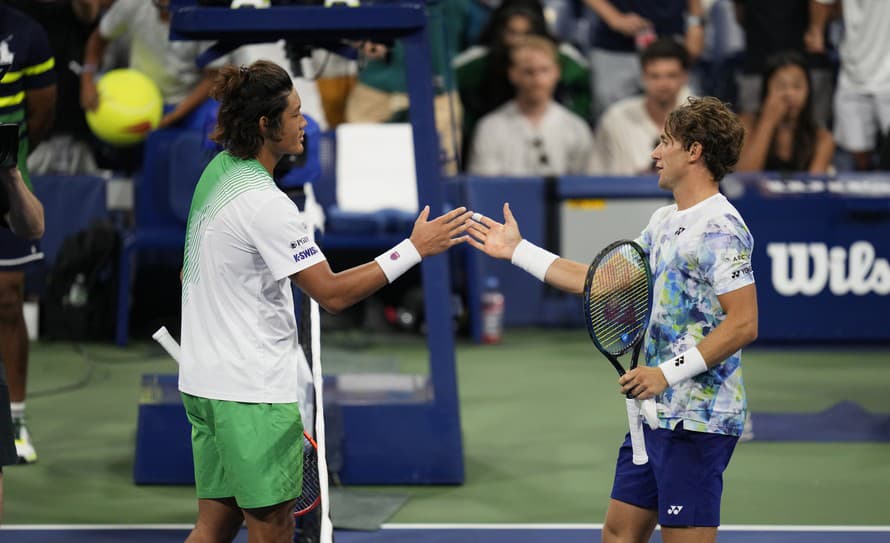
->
<box><xmin>466</xmin><ymin>202</ymin><xmax>523</xmax><ymax>261</ymax></box>
<box><xmin>408</xmin><ymin>205</ymin><xmax>472</xmax><ymax>257</ymax></box>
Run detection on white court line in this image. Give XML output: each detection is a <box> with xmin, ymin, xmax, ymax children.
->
<box><xmin>3</xmin><ymin>523</ymin><xmax>890</xmax><ymax>532</ymax></box>
<box><xmin>381</xmin><ymin>523</ymin><xmax>890</xmax><ymax>532</ymax></box>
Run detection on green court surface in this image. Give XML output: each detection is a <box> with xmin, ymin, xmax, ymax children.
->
<box><xmin>5</xmin><ymin>330</ymin><xmax>889</xmax><ymax>526</ymax></box>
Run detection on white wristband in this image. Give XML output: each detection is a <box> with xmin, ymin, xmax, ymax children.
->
<box><xmin>510</xmin><ymin>239</ymin><xmax>559</xmax><ymax>282</ymax></box>
<box><xmin>659</xmin><ymin>347</ymin><xmax>708</xmax><ymax>387</ymax></box>
<box><xmin>375</xmin><ymin>239</ymin><xmax>421</xmax><ymax>283</ymax></box>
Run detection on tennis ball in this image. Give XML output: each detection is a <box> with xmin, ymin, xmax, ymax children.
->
<box><xmin>86</xmin><ymin>69</ymin><xmax>163</xmax><ymax>146</ymax></box>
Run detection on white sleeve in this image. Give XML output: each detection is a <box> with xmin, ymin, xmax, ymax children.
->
<box><xmin>247</xmin><ymin>193</ymin><xmax>326</xmax><ymax>281</ymax></box>
<box><xmin>98</xmin><ymin>0</ymin><xmax>137</xmax><ymax>40</ymax></box>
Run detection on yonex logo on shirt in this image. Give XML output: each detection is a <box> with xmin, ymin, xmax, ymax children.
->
<box><xmin>667</xmin><ymin>505</ymin><xmax>683</xmax><ymax>515</ymax></box>
<box><xmin>674</xmin><ymin>227</ymin><xmax>686</xmax><ymax>236</ymax></box>
<box><xmin>294</xmin><ymin>247</ymin><xmax>318</xmax><ymax>262</ymax></box>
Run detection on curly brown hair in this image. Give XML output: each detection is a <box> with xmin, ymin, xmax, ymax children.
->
<box><xmin>665</xmin><ymin>96</ymin><xmax>745</xmax><ymax>182</ymax></box>
<box><xmin>210</xmin><ymin>61</ymin><xmax>293</xmax><ymax>159</ymax></box>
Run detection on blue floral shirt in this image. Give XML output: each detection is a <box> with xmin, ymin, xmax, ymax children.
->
<box><xmin>636</xmin><ymin>194</ymin><xmax>755</xmax><ymax>436</ymax></box>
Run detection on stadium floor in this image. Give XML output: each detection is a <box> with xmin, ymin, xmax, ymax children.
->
<box><xmin>3</xmin><ymin>525</ymin><xmax>890</xmax><ymax>543</ymax></box>
<box><xmin>4</xmin><ymin>329</ymin><xmax>889</xmax><ymax>536</ymax></box>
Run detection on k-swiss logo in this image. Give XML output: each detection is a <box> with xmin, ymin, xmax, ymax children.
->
<box><xmin>293</xmin><ymin>247</ymin><xmax>318</xmax><ymax>262</ymax></box>
<box><xmin>674</xmin><ymin>355</ymin><xmax>684</xmax><ymax>367</ymax></box>
<box><xmin>667</xmin><ymin>505</ymin><xmax>684</xmax><ymax>515</ymax></box>
<box><xmin>767</xmin><ymin>242</ymin><xmax>890</xmax><ymax>296</ymax></box>
<box><xmin>674</xmin><ymin>227</ymin><xmax>686</xmax><ymax>236</ymax></box>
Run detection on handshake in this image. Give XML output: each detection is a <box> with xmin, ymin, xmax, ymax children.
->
<box><xmin>0</xmin><ymin>123</ymin><xmax>18</xmax><ymax>169</ymax></box>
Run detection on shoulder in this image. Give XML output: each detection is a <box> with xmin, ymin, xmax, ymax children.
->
<box><xmin>477</xmin><ymin>102</ymin><xmax>514</xmax><ymax>128</ymax></box>
<box><xmin>601</xmin><ymin>96</ymin><xmax>646</xmax><ymax>125</ymax></box>
<box><xmin>700</xmin><ymin>197</ymin><xmax>753</xmax><ymax>243</ymax></box>
<box><xmin>647</xmin><ymin>203</ymin><xmax>678</xmax><ymax>229</ymax></box>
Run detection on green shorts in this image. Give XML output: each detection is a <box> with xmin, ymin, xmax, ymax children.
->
<box><xmin>181</xmin><ymin>393</ymin><xmax>303</xmax><ymax>509</ymax></box>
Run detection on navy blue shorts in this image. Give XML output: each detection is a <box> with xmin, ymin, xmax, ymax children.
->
<box><xmin>0</xmin><ymin>226</ymin><xmax>42</xmax><ymax>270</ymax></box>
<box><xmin>610</xmin><ymin>422</ymin><xmax>739</xmax><ymax>527</ymax></box>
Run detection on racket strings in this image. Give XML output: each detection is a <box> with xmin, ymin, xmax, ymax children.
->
<box><xmin>294</xmin><ymin>433</ymin><xmax>321</xmax><ymax>514</ymax></box>
<box><xmin>587</xmin><ymin>247</ymin><xmax>650</xmax><ymax>356</ymax></box>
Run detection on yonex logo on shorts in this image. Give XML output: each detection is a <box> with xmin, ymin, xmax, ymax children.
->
<box><xmin>667</xmin><ymin>505</ymin><xmax>683</xmax><ymax>515</ymax></box>
<box><xmin>674</xmin><ymin>355</ymin><xmax>684</xmax><ymax>367</ymax></box>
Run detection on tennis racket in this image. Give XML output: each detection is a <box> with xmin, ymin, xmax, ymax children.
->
<box><xmin>582</xmin><ymin>241</ymin><xmax>659</xmax><ymax>465</ymax></box>
<box><xmin>151</xmin><ymin>326</ymin><xmax>320</xmax><ymax>515</ymax></box>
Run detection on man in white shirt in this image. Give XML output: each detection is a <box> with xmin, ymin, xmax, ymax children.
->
<box><xmin>80</xmin><ymin>0</ymin><xmax>227</xmax><ymax>130</ymax></box>
<box><xmin>468</xmin><ymin>35</ymin><xmax>594</xmax><ymax>177</ymax></box>
<box><xmin>806</xmin><ymin>0</ymin><xmax>890</xmax><ymax>170</ymax></box>
<box><xmin>180</xmin><ymin>61</ymin><xmax>471</xmax><ymax>542</ymax></box>
<box><xmin>593</xmin><ymin>38</ymin><xmax>691</xmax><ymax>175</ymax></box>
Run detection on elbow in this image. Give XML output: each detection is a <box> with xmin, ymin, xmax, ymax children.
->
<box><xmin>741</xmin><ymin>318</ymin><xmax>758</xmax><ymax>346</ymax></box>
<box><xmin>318</xmin><ymin>295</ymin><xmax>350</xmax><ymax>315</ymax></box>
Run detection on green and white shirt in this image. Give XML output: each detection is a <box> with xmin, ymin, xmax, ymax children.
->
<box><xmin>180</xmin><ymin>152</ymin><xmax>325</xmax><ymax>403</ymax></box>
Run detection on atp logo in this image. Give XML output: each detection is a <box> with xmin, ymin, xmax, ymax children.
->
<box><xmin>667</xmin><ymin>505</ymin><xmax>684</xmax><ymax>515</ymax></box>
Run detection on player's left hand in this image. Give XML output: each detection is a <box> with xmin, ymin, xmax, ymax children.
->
<box><xmin>619</xmin><ymin>366</ymin><xmax>668</xmax><ymax>400</ymax></box>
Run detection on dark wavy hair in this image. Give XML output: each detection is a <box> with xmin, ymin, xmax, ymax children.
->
<box><xmin>210</xmin><ymin>60</ymin><xmax>293</xmax><ymax>159</ymax></box>
<box><xmin>759</xmin><ymin>50</ymin><xmax>818</xmax><ymax>171</ymax></box>
<box><xmin>666</xmin><ymin>96</ymin><xmax>745</xmax><ymax>182</ymax></box>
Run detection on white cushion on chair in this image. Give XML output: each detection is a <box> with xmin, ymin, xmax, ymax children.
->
<box><xmin>335</xmin><ymin>123</ymin><xmax>418</xmax><ymax>214</ymax></box>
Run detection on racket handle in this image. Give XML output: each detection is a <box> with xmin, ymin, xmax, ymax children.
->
<box><xmin>639</xmin><ymin>398</ymin><xmax>659</xmax><ymax>430</ymax></box>
<box><xmin>626</xmin><ymin>398</ymin><xmax>648</xmax><ymax>465</ymax></box>
<box><xmin>152</xmin><ymin>326</ymin><xmax>183</xmax><ymax>365</ymax></box>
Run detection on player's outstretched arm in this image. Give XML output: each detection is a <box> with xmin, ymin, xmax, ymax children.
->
<box><xmin>467</xmin><ymin>202</ymin><xmax>587</xmax><ymax>294</ymax></box>
<box><xmin>293</xmin><ymin>206</ymin><xmax>471</xmax><ymax>314</ymax></box>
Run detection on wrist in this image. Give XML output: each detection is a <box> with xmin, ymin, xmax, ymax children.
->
<box><xmin>658</xmin><ymin>346</ymin><xmax>708</xmax><ymax>387</ymax></box>
<box><xmin>510</xmin><ymin>239</ymin><xmax>558</xmax><ymax>282</ymax></box>
<box><xmin>375</xmin><ymin>238</ymin><xmax>421</xmax><ymax>283</ymax></box>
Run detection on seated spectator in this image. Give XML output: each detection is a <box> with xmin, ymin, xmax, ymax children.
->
<box><xmin>454</xmin><ymin>0</ymin><xmax>591</xmax><ymax>165</ymax></box>
<box><xmin>468</xmin><ymin>36</ymin><xmax>593</xmax><ymax>176</ymax></box>
<box><xmin>732</xmin><ymin>0</ymin><xmax>834</xmax><ymax>129</ymax></box>
<box><xmin>80</xmin><ymin>0</ymin><xmax>228</xmax><ymax>132</ymax></box>
<box><xmin>584</xmin><ymin>0</ymin><xmax>705</xmax><ymax>118</ymax></box>
<box><xmin>592</xmin><ymin>38</ymin><xmax>691</xmax><ymax>175</ymax></box>
<box><xmin>736</xmin><ymin>51</ymin><xmax>834</xmax><ymax>174</ymax></box>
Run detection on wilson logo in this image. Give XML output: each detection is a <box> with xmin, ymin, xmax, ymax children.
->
<box><xmin>767</xmin><ymin>242</ymin><xmax>890</xmax><ymax>296</ymax></box>
<box><xmin>667</xmin><ymin>505</ymin><xmax>683</xmax><ymax>515</ymax></box>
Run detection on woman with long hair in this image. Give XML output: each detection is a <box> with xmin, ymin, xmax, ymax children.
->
<box><xmin>737</xmin><ymin>50</ymin><xmax>834</xmax><ymax>173</ymax></box>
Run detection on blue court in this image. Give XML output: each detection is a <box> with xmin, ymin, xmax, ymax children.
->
<box><xmin>3</xmin><ymin>524</ymin><xmax>890</xmax><ymax>543</ymax></box>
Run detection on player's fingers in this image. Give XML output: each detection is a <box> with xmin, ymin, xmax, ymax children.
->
<box><xmin>466</xmin><ymin>236</ymin><xmax>486</xmax><ymax>251</ymax></box>
<box><xmin>503</xmin><ymin>202</ymin><xmax>516</xmax><ymax>224</ymax></box>
<box><xmin>468</xmin><ymin>222</ymin><xmax>488</xmax><ymax>237</ymax></box>
<box><xmin>450</xmin><ymin>234</ymin><xmax>470</xmax><ymax>245</ymax></box>
<box><xmin>438</xmin><ymin>206</ymin><xmax>468</xmax><ymax>223</ymax></box>
<box><xmin>415</xmin><ymin>205</ymin><xmax>430</xmax><ymax>225</ymax></box>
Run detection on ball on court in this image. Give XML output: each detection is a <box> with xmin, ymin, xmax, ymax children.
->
<box><xmin>86</xmin><ymin>69</ymin><xmax>163</xmax><ymax>146</ymax></box>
